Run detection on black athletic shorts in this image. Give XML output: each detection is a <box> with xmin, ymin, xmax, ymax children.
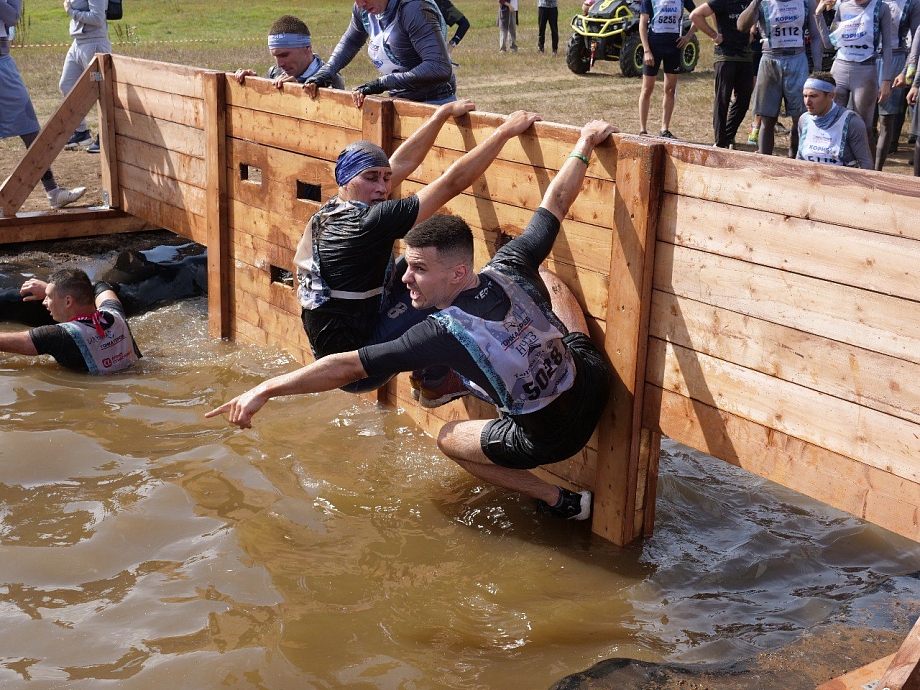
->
<box><xmin>643</xmin><ymin>35</ymin><xmax>682</xmax><ymax>76</ymax></box>
<box><xmin>480</xmin><ymin>332</ymin><xmax>611</xmax><ymax>470</ymax></box>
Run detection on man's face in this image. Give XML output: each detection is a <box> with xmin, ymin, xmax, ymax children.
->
<box><xmin>803</xmin><ymin>88</ymin><xmax>834</xmax><ymax>116</ymax></box>
<box><xmin>42</xmin><ymin>283</ymin><xmax>70</xmax><ymax>323</ymax></box>
<box><xmin>270</xmin><ymin>46</ymin><xmax>314</xmax><ymax>78</ymax></box>
<box><xmin>402</xmin><ymin>245</ymin><xmax>461</xmax><ymax>310</ymax></box>
<box><xmin>355</xmin><ymin>0</ymin><xmax>390</xmax><ymax>14</ymax></box>
<box><xmin>341</xmin><ymin>166</ymin><xmax>392</xmax><ymax>205</ymax></box>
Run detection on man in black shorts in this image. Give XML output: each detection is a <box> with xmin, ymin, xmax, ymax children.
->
<box><xmin>294</xmin><ymin>101</ymin><xmax>539</xmax><ymax>398</ymax></box>
<box><xmin>208</xmin><ymin>119</ymin><xmax>617</xmax><ymax>521</ymax></box>
<box><xmin>639</xmin><ymin>0</ymin><xmax>698</xmax><ymax>137</ymax></box>
<box><xmin>0</xmin><ymin>268</ymin><xmax>141</xmax><ymax>373</ymax></box>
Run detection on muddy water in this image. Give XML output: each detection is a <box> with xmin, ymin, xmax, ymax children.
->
<box><xmin>1</xmin><ymin>297</ymin><xmax>919</xmax><ymax>689</ymax></box>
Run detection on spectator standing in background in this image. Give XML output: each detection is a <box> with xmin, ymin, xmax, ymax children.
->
<box><xmin>874</xmin><ymin>0</ymin><xmax>920</xmax><ymax>168</ymax></box>
<box><xmin>60</xmin><ymin>0</ymin><xmax>110</xmax><ymax>153</ymax></box>
<box><xmin>499</xmin><ymin>0</ymin><xmax>519</xmax><ymax>51</ymax></box>
<box><xmin>538</xmin><ymin>0</ymin><xmax>560</xmax><ymax>54</ymax></box>
<box><xmin>433</xmin><ymin>0</ymin><xmax>471</xmax><ymax>54</ymax></box>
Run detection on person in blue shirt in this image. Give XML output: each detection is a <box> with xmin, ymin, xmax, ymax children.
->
<box><xmin>638</xmin><ymin>0</ymin><xmax>698</xmax><ymax>138</ymax></box>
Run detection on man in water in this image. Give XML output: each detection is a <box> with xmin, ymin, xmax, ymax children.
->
<box><xmin>0</xmin><ymin>268</ymin><xmax>141</xmax><ymax>373</ymax></box>
<box><xmin>797</xmin><ymin>71</ymin><xmax>873</xmax><ymax>167</ymax></box>
<box><xmin>233</xmin><ymin>15</ymin><xmax>345</xmax><ymax>90</ymax></box>
<box><xmin>302</xmin><ymin>0</ymin><xmax>456</xmax><ymax>106</ymax></box>
<box><xmin>294</xmin><ymin>101</ymin><xmax>538</xmax><ymax>401</ymax></box>
<box><xmin>208</xmin><ymin>119</ymin><xmax>616</xmax><ymax>522</ymax></box>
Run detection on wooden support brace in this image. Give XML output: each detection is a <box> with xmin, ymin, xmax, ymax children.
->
<box><xmin>816</xmin><ymin>617</ymin><xmax>920</xmax><ymax>690</ymax></box>
<box><xmin>203</xmin><ymin>71</ymin><xmax>230</xmax><ymax>339</ymax></box>
<box><xmin>0</xmin><ymin>56</ymin><xmax>101</xmax><ymax>217</ymax></box>
<box><xmin>96</xmin><ymin>53</ymin><xmax>120</xmax><ymax>209</ymax></box>
<box><xmin>361</xmin><ymin>97</ymin><xmax>395</xmax><ymax>157</ymax></box>
<box><xmin>592</xmin><ymin>136</ymin><xmax>664</xmax><ymax>546</ymax></box>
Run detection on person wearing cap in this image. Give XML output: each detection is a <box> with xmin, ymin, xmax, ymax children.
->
<box><xmin>234</xmin><ymin>15</ymin><xmax>345</xmax><ymax>90</ymax></box>
<box><xmin>0</xmin><ymin>268</ymin><xmax>141</xmax><ymax>373</ymax></box>
<box><xmin>301</xmin><ymin>0</ymin><xmax>456</xmax><ymax>107</ymax></box>
<box><xmin>293</xmin><ymin>101</ymin><xmax>541</xmax><ymax>399</ymax></box>
<box><xmin>797</xmin><ymin>71</ymin><xmax>873</xmax><ymax>167</ymax></box>
<box><xmin>208</xmin><ymin>120</ymin><xmax>617</xmax><ymax>523</ymax></box>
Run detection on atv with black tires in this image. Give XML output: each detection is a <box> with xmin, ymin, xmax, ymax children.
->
<box><xmin>567</xmin><ymin>0</ymin><xmax>699</xmax><ymax>77</ymax></box>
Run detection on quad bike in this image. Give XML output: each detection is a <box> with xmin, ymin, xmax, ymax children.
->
<box><xmin>567</xmin><ymin>0</ymin><xmax>700</xmax><ymax>77</ymax></box>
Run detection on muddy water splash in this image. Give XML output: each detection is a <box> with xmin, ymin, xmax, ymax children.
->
<box><xmin>0</xmin><ymin>298</ymin><xmax>918</xmax><ymax>689</ymax></box>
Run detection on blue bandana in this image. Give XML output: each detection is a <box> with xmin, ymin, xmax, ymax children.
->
<box><xmin>335</xmin><ymin>141</ymin><xmax>390</xmax><ymax>186</ymax></box>
<box><xmin>267</xmin><ymin>32</ymin><xmax>312</xmax><ymax>49</ymax></box>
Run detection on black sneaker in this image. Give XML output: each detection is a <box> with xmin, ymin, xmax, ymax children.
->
<box><xmin>658</xmin><ymin>129</ymin><xmax>676</xmax><ymax>139</ymax></box>
<box><xmin>86</xmin><ymin>137</ymin><xmax>100</xmax><ymax>154</ymax></box>
<box><xmin>64</xmin><ymin>129</ymin><xmax>93</xmax><ymax>150</ymax></box>
<box><xmin>536</xmin><ymin>487</ymin><xmax>592</xmax><ymax>520</ymax></box>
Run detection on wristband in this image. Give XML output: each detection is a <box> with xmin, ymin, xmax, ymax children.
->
<box><xmin>569</xmin><ymin>152</ymin><xmax>590</xmax><ymax>165</ymax></box>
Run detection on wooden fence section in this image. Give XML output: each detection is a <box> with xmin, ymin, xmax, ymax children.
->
<box><xmin>646</xmin><ymin>144</ymin><xmax>920</xmax><ymax>543</ymax></box>
<box><xmin>7</xmin><ymin>54</ymin><xmax>916</xmax><ymax>546</ymax></box>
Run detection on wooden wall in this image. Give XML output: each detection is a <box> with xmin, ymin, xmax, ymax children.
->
<box><xmin>89</xmin><ymin>55</ymin><xmax>919</xmax><ymax>545</ymax></box>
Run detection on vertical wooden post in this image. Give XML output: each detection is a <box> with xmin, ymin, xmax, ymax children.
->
<box><xmin>361</xmin><ymin>97</ymin><xmax>395</xmax><ymax>156</ymax></box>
<box><xmin>592</xmin><ymin>137</ymin><xmax>664</xmax><ymax>546</ymax></box>
<box><xmin>96</xmin><ymin>53</ymin><xmax>119</xmax><ymax>209</ymax></box>
<box><xmin>203</xmin><ymin>71</ymin><xmax>230</xmax><ymax>339</ymax></box>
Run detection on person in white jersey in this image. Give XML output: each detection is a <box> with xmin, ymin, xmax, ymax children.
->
<box><xmin>796</xmin><ymin>71</ymin><xmax>874</xmax><ymax>166</ymax></box>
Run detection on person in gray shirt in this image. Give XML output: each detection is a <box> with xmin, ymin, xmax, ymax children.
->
<box><xmin>59</xmin><ymin>0</ymin><xmax>110</xmax><ymax>151</ymax></box>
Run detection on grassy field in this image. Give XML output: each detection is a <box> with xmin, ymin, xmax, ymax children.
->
<box><xmin>2</xmin><ymin>0</ymin><xmax>915</xmax><ymax>212</ymax></box>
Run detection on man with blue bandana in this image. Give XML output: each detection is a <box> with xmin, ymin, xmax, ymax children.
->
<box><xmin>234</xmin><ymin>15</ymin><xmax>345</xmax><ymax>90</ymax></box>
<box><xmin>293</xmin><ymin>103</ymin><xmax>539</xmax><ymax>400</ymax></box>
<box><xmin>796</xmin><ymin>71</ymin><xmax>873</xmax><ymax>166</ymax></box>
<box><xmin>302</xmin><ymin>0</ymin><xmax>456</xmax><ymax>107</ymax></box>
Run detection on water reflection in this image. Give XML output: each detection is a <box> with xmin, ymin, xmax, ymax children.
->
<box><xmin>0</xmin><ymin>298</ymin><xmax>918</xmax><ymax>688</ymax></box>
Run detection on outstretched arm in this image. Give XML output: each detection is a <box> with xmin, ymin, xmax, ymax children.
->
<box><xmin>540</xmin><ymin>120</ymin><xmax>617</xmax><ymax>222</ymax></box>
<box><xmin>414</xmin><ymin>110</ymin><xmax>542</xmax><ymax>223</ymax></box>
<box><xmin>205</xmin><ymin>351</ymin><xmax>367</xmax><ymax>429</ymax></box>
<box><xmin>0</xmin><ymin>331</ymin><xmax>38</xmax><ymax>356</ymax></box>
<box><xmin>388</xmin><ymin>99</ymin><xmax>476</xmax><ymax>187</ymax></box>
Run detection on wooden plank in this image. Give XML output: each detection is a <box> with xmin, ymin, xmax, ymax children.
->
<box><xmin>646</xmin><ymin>337</ymin><xmax>920</xmax><ymax>485</ymax></box>
<box><xmin>391</xmin><ymin>101</ymin><xmax>617</xmax><ymax>181</ymax></box>
<box><xmin>651</xmin><ymin>290</ymin><xmax>920</xmax><ymax>425</ymax></box>
<box><xmin>0</xmin><ymin>209</ymin><xmax>151</xmax><ymax>244</ymax></box>
<box><xmin>97</xmin><ymin>53</ymin><xmax>120</xmax><ymax>209</ymax></box>
<box><xmin>115</xmin><ymin>135</ymin><xmax>206</xmax><ymax>189</ymax></box>
<box><xmin>203</xmin><ymin>71</ymin><xmax>230</xmax><ymax>339</ymax></box>
<box><xmin>226</xmin><ymin>107</ymin><xmax>353</xmax><ymax>161</ymax></box>
<box><xmin>229</xmin><ymin>236</ymin><xmax>300</xmax><ymax>317</ymax></box>
<box><xmin>232</xmin><ymin>317</ymin><xmax>308</xmax><ymax>365</ymax></box>
<box><xmin>655</xmin><ymin>242</ymin><xmax>920</xmax><ymax>366</ymax></box>
<box><xmin>228</xmin><ymin>174</ymin><xmax>317</xmax><ymax>226</ymax></box>
<box><xmin>660</xmin><ymin>193</ymin><xmax>920</xmax><ymax>301</ymax></box>
<box><xmin>120</xmin><ymin>187</ymin><xmax>207</xmax><ymax>244</ymax></box>
<box><xmin>228</xmin><ymin>199</ymin><xmax>306</xmax><ymax>253</ymax></box>
<box><xmin>110</xmin><ymin>54</ymin><xmax>204</xmax><ymax>99</ymax></box>
<box><xmin>592</xmin><ymin>137</ymin><xmax>664</xmax><ymax>546</ymax></box>
<box><xmin>230</xmin><ymin>283</ymin><xmax>313</xmax><ymax>354</ymax></box>
<box><xmin>644</xmin><ymin>385</ymin><xmax>920</xmax><ymax>543</ymax></box>
<box><xmin>877</xmin><ymin>617</ymin><xmax>920</xmax><ymax>690</ymax></box>
<box><xmin>362</xmin><ymin>97</ymin><xmax>395</xmax><ymax>155</ymax></box>
<box><xmin>114</xmin><ymin>108</ymin><xmax>205</xmax><ymax>158</ymax></box>
<box><xmin>816</xmin><ymin>654</ymin><xmax>897</xmax><ymax>690</ymax></box>
<box><xmin>225</xmin><ymin>76</ymin><xmax>361</xmax><ymax>130</ymax></box>
<box><xmin>0</xmin><ymin>57</ymin><xmax>100</xmax><ymax>216</ymax></box>
<box><xmin>118</xmin><ymin>159</ymin><xmax>207</xmax><ymax>218</ymax></box>
<box><xmin>114</xmin><ymin>81</ymin><xmax>203</xmax><ymax>129</ymax></box>
<box><xmin>662</xmin><ymin>144</ymin><xmax>920</xmax><ymax>242</ymax></box>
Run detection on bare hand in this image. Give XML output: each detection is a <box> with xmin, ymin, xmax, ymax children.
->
<box><xmin>579</xmin><ymin>120</ymin><xmax>618</xmax><ymax>148</ymax></box>
<box><xmin>352</xmin><ymin>90</ymin><xmax>366</xmax><ymax>108</ymax></box>
<box><xmin>908</xmin><ymin>86</ymin><xmax>919</xmax><ymax>106</ymax></box>
<box><xmin>712</xmin><ymin>32</ymin><xmax>723</xmax><ymax>45</ymax></box>
<box><xmin>63</xmin><ymin>0</ymin><xmax>72</xmax><ymax>11</ymax></box>
<box><xmin>272</xmin><ymin>73</ymin><xmax>295</xmax><ymax>89</ymax></box>
<box><xmin>893</xmin><ymin>73</ymin><xmax>906</xmax><ymax>89</ymax></box>
<box><xmin>878</xmin><ymin>80</ymin><xmax>892</xmax><ymax>104</ymax></box>
<box><xmin>676</xmin><ymin>34</ymin><xmax>692</xmax><ymax>49</ymax></box>
<box><xmin>205</xmin><ymin>388</ymin><xmax>269</xmax><ymax>429</ymax></box>
<box><xmin>644</xmin><ymin>48</ymin><xmax>655</xmax><ymax>65</ymax></box>
<box><xmin>234</xmin><ymin>68</ymin><xmax>256</xmax><ymax>85</ymax></box>
<box><xmin>439</xmin><ymin>97</ymin><xmax>475</xmax><ymax>118</ymax></box>
<box><xmin>499</xmin><ymin>110</ymin><xmax>541</xmax><ymax>137</ymax></box>
<box><xmin>303</xmin><ymin>82</ymin><xmax>319</xmax><ymax>99</ymax></box>
<box><xmin>20</xmin><ymin>279</ymin><xmax>47</xmax><ymax>301</ymax></box>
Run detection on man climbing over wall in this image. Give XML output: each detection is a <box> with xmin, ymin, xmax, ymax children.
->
<box><xmin>208</xmin><ymin>119</ymin><xmax>616</xmax><ymax>522</ymax></box>
<box><xmin>292</xmin><ymin>100</ymin><xmax>540</xmax><ymax>403</ymax></box>
<box><xmin>0</xmin><ymin>268</ymin><xmax>141</xmax><ymax>373</ymax></box>
<box><xmin>1</xmin><ymin>0</ymin><xmax>87</xmax><ymax>211</ymax></box>
<box><xmin>234</xmin><ymin>15</ymin><xmax>345</xmax><ymax>90</ymax></box>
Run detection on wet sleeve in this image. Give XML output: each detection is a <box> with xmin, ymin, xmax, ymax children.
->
<box><xmin>378</xmin><ymin>3</ymin><xmax>453</xmax><ymax>94</ymax></box>
<box><xmin>29</xmin><ymin>325</ymin><xmax>89</xmax><ymax>371</ymax></box>
<box><xmin>365</xmin><ymin>195</ymin><xmax>421</xmax><ymax>242</ymax></box>
<box><xmin>492</xmin><ymin>208</ymin><xmax>561</xmax><ymax>274</ymax></box>
<box><xmin>0</xmin><ymin>0</ymin><xmax>22</xmax><ymax>29</ymax></box>
<box><xmin>359</xmin><ymin>319</ymin><xmax>452</xmax><ymax>377</ymax></box>
<box><xmin>324</xmin><ymin>7</ymin><xmax>368</xmax><ymax>75</ymax></box>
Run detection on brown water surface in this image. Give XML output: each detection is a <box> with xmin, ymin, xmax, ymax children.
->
<box><xmin>1</xmin><ymin>298</ymin><xmax>919</xmax><ymax>689</ymax></box>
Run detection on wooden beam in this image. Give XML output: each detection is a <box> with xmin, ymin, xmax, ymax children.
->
<box><xmin>592</xmin><ymin>136</ymin><xmax>664</xmax><ymax>545</ymax></box>
<box><xmin>816</xmin><ymin>654</ymin><xmax>896</xmax><ymax>690</ymax></box>
<box><xmin>0</xmin><ymin>56</ymin><xmax>101</xmax><ymax>216</ymax></box>
<box><xmin>877</xmin><ymin>617</ymin><xmax>920</xmax><ymax>690</ymax></box>
<box><xmin>202</xmin><ymin>70</ymin><xmax>230</xmax><ymax>339</ymax></box>
<box><xmin>361</xmin><ymin>96</ymin><xmax>395</xmax><ymax>156</ymax></box>
<box><xmin>0</xmin><ymin>209</ymin><xmax>151</xmax><ymax>243</ymax></box>
<box><xmin>97</xmin><ymin>53</ymin><xmax>120</xmax><ymax>209</ymax></box>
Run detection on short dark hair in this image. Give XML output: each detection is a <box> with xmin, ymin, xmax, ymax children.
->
<box><xmin>269</xmin><ymin>15</ymin><xmax>310</xmax><ymax>36</ymax></box>
<box><xmin>49</xmin><ymin>268</ymin><xmax>94</xmax><ymax>305</ymax></box>
<box><xmin>404</xmin><ymin>214</ymin><xmax>474</xmax><ymax>266</ymax></box>
<box><xmin>809</xmin><ymin>71</ymin><xmax>836</xmax><ymax>87</ymax></box>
